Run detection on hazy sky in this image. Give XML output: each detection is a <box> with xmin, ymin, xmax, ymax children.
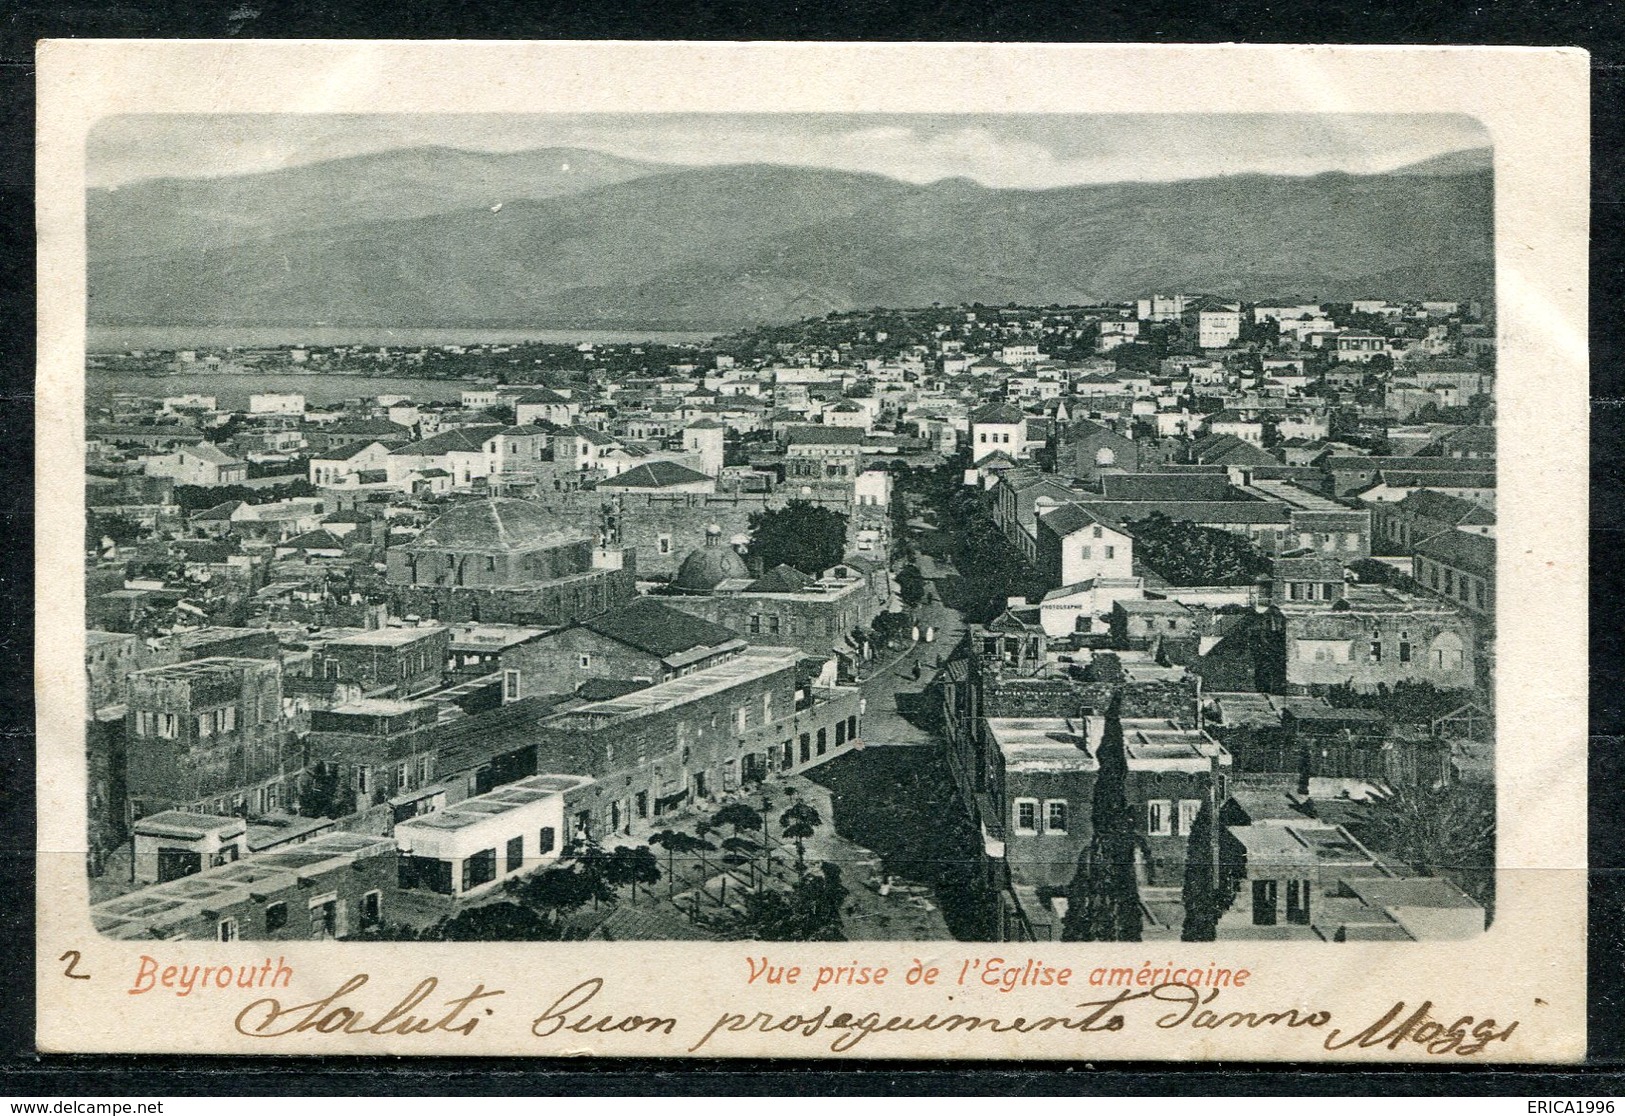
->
<box><xmin>88</xmin><ymin>113</ymin><xmax>1489</xmax><ymax>190</ymax></box>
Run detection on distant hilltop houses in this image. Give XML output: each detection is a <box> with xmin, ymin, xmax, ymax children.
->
<box><xmin>83</xmin><ymin>292</ymin><xmax>1493</xmax><ymax>943</ymax></box>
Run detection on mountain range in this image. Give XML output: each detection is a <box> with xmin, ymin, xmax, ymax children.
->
<box><xmin>87</xmin><ymin>146</ymin><xmax>1494</xmax><ymax>330</ymax></box>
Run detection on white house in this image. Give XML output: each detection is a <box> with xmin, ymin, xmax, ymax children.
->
<box><xmin>969</xmin><ymin>403</ymin><xmax>1029</xmax><ymax>463</ymax></box>
<box><xmin>393</xmin><ymin>774</ymin><xmax>592</xmax><ymax>898</ymax></box>
<box><xmin>511</xmin><ymin>388</ymin><xmax>578</xmax><ymax>428</ymax></box>
<box><xmin>143</xmin><ymin>443</ymin><xmax>249</xmax><ymax>487</ymax></box>
<box><xmin>1035</xmin><ymin>505</ymin><xmax>1135</xmax><ymax>588</ymax></box>
<box><xmin>309</xmin><ymin>440</ymin><xmax>390</xmax><ymax>487</ymax></box>
<box><xmin>248</xmin><ymin>393</ymin><xmax>306</xmax><ymax>416</ymax></box>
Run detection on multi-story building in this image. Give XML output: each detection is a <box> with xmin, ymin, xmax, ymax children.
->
<box><xmin>312</xmin><ymin>626</ymin><xmax>452</xmax><ymax>699</ymax></box>
<box><xmin>1412</xmin><ymin>529</ymin><xmax>1495</xmax><ymax>617</ymax></box>
<box><xmin>1271</xmin><ymin>585</ymin><xmax>1475</xmax><ymax>693</ymax></box>
<box><xmin>124</xmin><ymin>656</ymin><xmax>294</xmax><ymax>822</ymax></box>
<box><xmin>536</xmin><ymin>647</ymin><xmax>863</xmax><ymax>837</ymax></box>
<box><xmin>783</xmin><ymin>425</ymin><xmax>865</xmax><ymax>480</ymax></box>
<box><xmin>305</xmin><ymin>697</ymin><xmax>441</xmax><ymax>815</ymax></box>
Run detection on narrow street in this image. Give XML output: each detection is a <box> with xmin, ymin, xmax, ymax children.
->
<box><xmin>855</xmin><ymin>556</ymin><xmax>966</xmax><ymax>746</ymax></box>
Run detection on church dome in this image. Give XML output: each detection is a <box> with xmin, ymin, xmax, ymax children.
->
<box><xmin>672</xmin><ymin>524</ymin><xmax>749</xmax><ymax>593</ymax></box>
<box><xmin>410</xmin><ymin>497</ymin><xmax>585</xmax><ymax>553</ymax></box>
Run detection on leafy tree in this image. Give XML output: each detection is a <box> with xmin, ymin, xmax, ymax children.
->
<box><xmin>1126</xmin><ymin>512</ymin><xmax>1271</xmax><ymax>586</ymax></box>
<box><xmin>423</xmin><ymin>901</ymin><xmax>560</xmax><ymax>941</ymax></box>
<box><xmin>734</xmin><ymin>861</ymin><xmax>849</xmax><ymax>941</ymax></box>
<box><xmin>650</xmin><ymin>828</ymin><xmax>710</xmax><ymax>896</ymax></box>
<box><xmin>1063</xmin><ymin>700</ymin><xmax>1144</xmax><ymax>942</ymax></box>
<box><xmin>896</xmin><ymin>563</ymin><xmax>927</xmax><ymax>609</ymax></box>
<box><xmin>510</xmin><ymin>862</ymin><xmax>604</xmax><ymax>927</ymax></box>
<box><xmin>747</xmin><ymin>500</ymin><xmax>849</xmax><ymax>576</ymax></box>
<box><xmin>86</xmin><ymin>510</ymin><xmax>142</xmax><ymax>551</ymax></box>
<box><xmin>604</xmin><ymin>844</ymin><xmax>662</xmax><ymax>902</ymax></box>
<box><xmin>711</xmin><ymin>802</ymin><xmax>764</xmax><ymax>840</ymax></box>
<box><xmin>1347</xmin><ymin>782</ymin><xmax>1495</xmax><ymax>914</ymax></box>
<box><xmin>780</xmin><ymin>800</ymin><xmax>823</xmax><ymax>873</ymax></box>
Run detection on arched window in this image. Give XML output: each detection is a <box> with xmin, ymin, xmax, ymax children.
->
<box><xmin>1429</xmin><ymin>630</ymin><xmax>1465</xmax><ymax>671</ymax></box>
<box><xmin>1095</xmin><ymin>446</ymin><xmax>1116</xmax><ymax>467</ymax></box>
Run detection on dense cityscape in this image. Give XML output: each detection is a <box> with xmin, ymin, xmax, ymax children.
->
<box><xmin>83</xmin><ymin>293</ymin><xmax>1496</xmax><ymax>944</ymax></box>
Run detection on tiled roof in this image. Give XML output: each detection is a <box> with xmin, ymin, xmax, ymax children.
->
<box><xmin>1413</xmin><ymin>529</ymin><xmax>1495</xmax><ymax>578</ymax></box>
<box><xmin>314</xmin><ymin>440</ymin><xmax>383</xmax><ymax>461</ymax></box>
<box><xmin>582</xmin><ymin>598</ymin><xmax>741</xmax><ymax>658</ymax></box>
<box><xmin>409</xmin><ymin>498</ymin><xmax>585</xmax><ymax>553</ymax></box>
<box><xmin>600</xmin><ymin>460</ymin><xmax>712</xmax><ymax>488</ymax></box>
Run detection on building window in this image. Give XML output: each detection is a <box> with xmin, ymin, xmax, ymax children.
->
<box><xmin>357</xmin><ymin>767</ymin><xmax>368</xmax><ymax>794</ymax></box>
<box><xmin>1286</xmin><ymin>880</ymin><xmax>1311</xmax><ymax>925</ymax></box>
<box><xmin>1081</xmin><ymin>546</ymin><xmax>1091</xmax><ymax>559</ymax></box>
<box><xmin>485</xmin><ymin>556</ymin><xmax>496</xmax><ymax>572</ymax></box>
<box><xmin>578</xmin><ymin>654</ymin><xmax>592</xmax><ymax>670</ymax></box>
<box><xmin>1092</xmin><ymin>526</ymin><xmax>1103</xmax><ymax>539</ymax></box>
<box><xmin>360</xmin><ymin>891</ymin><xmax>382</xmax><ymax>929</ymax></box>
<box><xmin>658</xmin><ymin>535</ymin><xmax>672</xmax><ymax>555</ymax></box>
<box><xmin>847</xmin><ymin>715</ymin><xmax>858</xmax><ymax>740</ymax></box>
<box><xmin>1252</xmin><ymin>879</ymin><xmax>1279</xmax><ymax>926</ymax></box>
<box><xmin>506</xmin><ymin>836</ymin><xmax>525</xmax><ymax>873</ymax></box>
<box><xmin>1147</xmin><ymin>799</ymin><xmax>1173</xmax><ymax>836</ymax></box>
<box><xmin>217</xmin><ymin>918</ymin><xmax>238</xmax><ymax>942</ymax></box>
<box><xmin>538</xmin><ymin>827</ymin><xmax>556</xmax><ymax>855</ymax></box>
<box><xmin>735</xmin><ymin>707</ymin><xmax>748</xmax><ymax>733</ymax></box>
<box><xmin>265</xmin><ymin>902</ymin><xmax>287</xmax><ymax>932</ymax></box>
<box><xmin>799</xmin><ymin>733</ymin><xmax>810</xmax><ymax>763</ymax></box>
<box><xmin>835</xmin><ymin>721</ymin><xmax>847</xmax><ymax>746</ymax></box>
<box><xmin>1178</xmin><ymin>799</ymin><xmax>1203</xmax><ymax>836</ymax></box>
<box><xmin>1013</xmin><ymin>799</ymin><xmax>1039</xmax><ymax>834</ymax></box>
<box><xmin>462</xmin><ymin>848</ymin><xmax>497</xmax><ymax>892</ymax></box>
<box><xmin>1104</xmin><ymin>546</ymin><xmax>1115</xmax><ymax>560</ymax></box>
<box><xmin>1399</xmin><ymin>641</ymin><xmax>1412</xmax><ymax>664</ymax></box>
<box><xmin>816</xmin><ymin>728</ymin><xmax>827</xmax><ymax>755</ymax></box>
<box><xmin>767</xmin><ymin>615</ymin><xmax>781</xmax><ymax>634</ymax></box>
<box><xmin>1369</xmin><ymin>641</ymin><xmax>1383</xmax><ymax>662</ymax></box>
<box><xmin>1044</xmin><ymin>800</ymin><xmax>1068</xmax><ymax>834</ymax></box>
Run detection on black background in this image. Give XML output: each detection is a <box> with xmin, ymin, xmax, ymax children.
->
<box><xmin>0</xmin><ymin>1</ymin><xmax>1619</xmax><ymax>1094</ymax></box>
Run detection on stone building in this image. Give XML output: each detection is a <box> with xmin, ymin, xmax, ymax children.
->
<box><xmin>92</xmin><ymin>832</ymin><xmax>396</xmax><ymax>941</ymax></box>
<box><xmin>123</xmin><ymin>656</ymin><xmax>295</xmax><ymax>821</ymax></box>
<box><xmin>494</xmin><ymin>597</ymin><xmax>746</xmax><ymax>700</ymax></box>
<box><xmin>386</xmin><ymin>497</ymin><xmax>636</xmax><ymax>624</ymax></box>
<box><xmin>312</xmin><ymin>626</ymin><xmax>452</xmax><ymax>698</ymax></box>
<box><xmin>662</xmin><ymin>544</ymin><xmax>889</xmax><ymax>658</ymax></box>
<box><xmin>304</xmin><ymin>697</ymin><xmax>441</xmax><ymax>816</ymax></box>
<box><xmin>1271</xmin><ymin>585</ymin><xmax>1475</xmax><ymax>693</ymax></box>
<box><xmin>538</xmin><ymin>647</ymin><xmax>864</xmax><ymax>837</ymax></box>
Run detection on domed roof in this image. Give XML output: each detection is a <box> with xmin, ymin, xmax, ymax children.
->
<box><xmin>673</xmin><ymin>525</ymin><xmax>749</xmax><ymax>593</ymax></box>
<box><xmin>409</xmin><ymin>498</ymin><xmax>586</xmax><ymax>554</ymax></box>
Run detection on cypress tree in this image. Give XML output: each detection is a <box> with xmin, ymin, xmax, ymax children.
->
<box><xmin>1062</xmin><ymin>697</ymin><xmax>1143</xmax><ymax>942</ymax></box>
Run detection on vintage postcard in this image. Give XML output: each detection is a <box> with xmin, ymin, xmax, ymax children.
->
<box><xmin>35</xmin><ymin>41</ymin><xmax>1588</xmax><ymax>1060</ymax></box>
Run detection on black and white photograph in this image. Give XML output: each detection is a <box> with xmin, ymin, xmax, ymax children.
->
<box><xmin>76</xmin><ymin>108</ymin><xmax>1502</xmax><ymax>947</ymax></box>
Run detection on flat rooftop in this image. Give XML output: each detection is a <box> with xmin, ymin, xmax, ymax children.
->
<box><xmin>986</xmin><ymin>717</ymin><xmax>1096</xmax><ymax>774</ymax></box>
<box><xmin>325</xmin><ymin>625</ymin><xmax>447</xmax><ymax>647</ymax></box>
<box><xmin>130</xmin><ymin>656</ymin><xmax>270</xmax><ymax>681</ymax></box>
<box><xmin>1121</xmin><ymin>719</ymin><xmax>1228</xmax><ymax>771</ymax></box>
<box><xmin>324</xmin><ymin>697</ymin><xmax>435</xmax><ymax>717</ymax></box>
<box><xmin>1229</xmin><ymin>821</ymin><xmax>1377</xmax><ymax>869</ymax></box>
<box><xmin>446</xmin><ymin>624</ymin><xmax>546</xmax><ymax>651</ymax></box>
<box><xmin>92</xmin><ymin>832</ymin><xmax>394</xmax><ymax>940</ymax></box>
<box><xmin>549</xmin><ymin>647</ymin><xmax>804</xmax><ymax>726</ymax></box>
<box><xmin>133</xmin><ymin>811</ymin><xmax>245</xmax><ymax>839</ymax></box>
<box><xmin>1277</xmin><ymin>584</ymin><xmax>1461</xmax><ymax>616</ymax></box>
<box><xmin>397</xmin><ymin>774</ymin><xmax>592</xmax><ymax>832</ymax></box>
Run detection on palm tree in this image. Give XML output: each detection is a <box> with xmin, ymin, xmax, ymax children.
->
<box><xmin>780</xmin><ymin>801</ymin><xmax>823</xmax><ymax>874</ymax></box>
